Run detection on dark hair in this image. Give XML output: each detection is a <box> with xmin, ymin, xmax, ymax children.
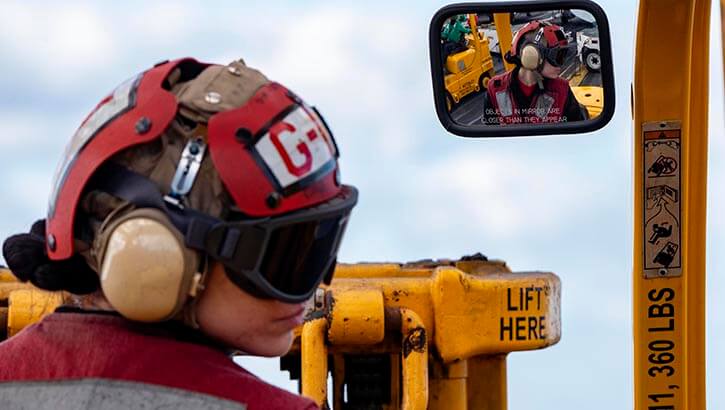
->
<box><xmin>2</xmin><ymin>219</ymin><xmax>99</xmax><ymax>294</ymax></box>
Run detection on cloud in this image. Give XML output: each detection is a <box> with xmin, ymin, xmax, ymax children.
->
<box><xmin>4</xmin><ymin>168</ymin><xmax>51</xmax><ymax>213</ymax></box>
<box><xmin>410</xmin><ymin>148</ymin><xmax>600</xmax><ymax>238</ymax></box>
<box><xmin>124</xmin><ymin>2</ymin><xmax>194</xmax><ymax>48</ymax></box>
<box><xmin>243</xmin><ymin>6</ymin><xmax>429</xmax><ymax>158</ymax></box>
<box><xmin>0</xmin><ymin>3</ymin><xmax>117</xmax><ymax>87</ymax></box>
<box><xmin>0</xmin><ymin>112</ymin><xmax>52</xmax><ymax>149</ymax></box>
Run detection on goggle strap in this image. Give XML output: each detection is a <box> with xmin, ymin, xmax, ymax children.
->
<box><xmin>90</xmin><ymin>163</ymin><xmax>269</xmax><ymax>273</ymax></box>
<box><xmin>185</xmin><ymin>218</ymin><xmax>214</xmax><ymax>251</ymax></box>
<box><xmin>205</xmin><ymin>224</ymin><xmax>267</xmax><ymax>271</ymax></box>
<box><xmin>219</xmin><ymin>227</ymin><xmax>240</xmax><ymax>259</ymax></box>
<box><xmin>322</xmin><ymin>258</ymin><xmax>337</xmax><ymax>285</ymax></box>
<box><xmin>89</xmin><ymin>162</ymin><xmax>220</xmax><ymax>245</ymax></box>
<box><xmin>87</xmin><ymin>161</ymin><xmax>355</xmax><ymax>302</ymax></box>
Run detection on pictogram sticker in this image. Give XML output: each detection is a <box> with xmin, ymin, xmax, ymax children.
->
<box><xmin>643</xmin><ymin>122</ymin><xmax>682</xmax><ymax>278</ymax></box>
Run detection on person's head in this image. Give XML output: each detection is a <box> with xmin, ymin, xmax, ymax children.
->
<box><xmin>3</xmin><ymin>58</ymin><xmax>357</xmax><ymax>356</ymax></box>
<box><xmin>505</xmin><ymin>20</ymin><xmax>569</xmax><ymax>78</ymax></box>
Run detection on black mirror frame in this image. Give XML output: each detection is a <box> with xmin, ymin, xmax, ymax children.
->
<box><xmin>430</xmin><ymin>0</ymin><xmax>615</xmax><ymax>138</ymax></box>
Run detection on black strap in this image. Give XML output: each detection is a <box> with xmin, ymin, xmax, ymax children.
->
<box><xmin>87</xmin><ymin>162</ymin><xmax>281</xmax><ymax>272</ymax></box>
<box><xmin>87</xmin><ymin>162</ymin><xmax>220</xmax><ymax>252</ymax></box>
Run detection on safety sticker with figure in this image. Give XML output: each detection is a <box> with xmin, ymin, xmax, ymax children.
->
<box><xmin>643</xmin><ymin>122</ymin><xmax>681</xmax><ymax>278</ymax></box>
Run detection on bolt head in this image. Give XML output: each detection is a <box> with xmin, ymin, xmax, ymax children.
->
<box><xmin>266</xmin><ymin>192</ymin><xmax>282</xmax><ymax>209</ymax></box>
<box><xmin>47</xmin><ymin>234</ymin><xmax>56</xmax><ymax>251</ymax></box>
<box><xmin>205</xmin><ymin>92</ymin><xmax>222</xmax><ymax>105</ymax></box>
<box><xmin>135</xmin><ymin>117</ymin><xmax>152</xmax><ymax>135</ymax></box>
<box><xmin>235</xmin><ymin>128</ymin><xmax>253</xmax><ymax>145</ymax></box>
<box><xmin>314</xmin><ymin>288</ymin><xmax>326</xmax><ymax>309</ymax></box>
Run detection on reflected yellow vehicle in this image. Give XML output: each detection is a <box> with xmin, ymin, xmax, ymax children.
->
<box><xmin>571</xmin><ymin>86</ymin><xmax>603</xmax><ymax>118</ymax></box>
<box><xmin>444</xmin><ymin>14</ymin><xmax>496</xmax><ymax>111</ymax></box>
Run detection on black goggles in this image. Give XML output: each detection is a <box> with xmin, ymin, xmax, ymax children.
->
<box><xmin>88</xmin><ymin>163</ymin><xmax>357</xmax><ymax>304</ymax></box>
<box><xmin>199</xmin><ymin>185</ymin><xmax>357</xmax><ymax>303</ymax></box>
<box><xmin>543</xmin><ymin>47</ymin><xmax>569</xmax><ymax>68</ymax></box>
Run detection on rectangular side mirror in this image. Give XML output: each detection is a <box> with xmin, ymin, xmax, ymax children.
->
<box><xmin>430</xmin><ymin>0</ymin><xmax>615</xmax><ymax>137</ymax></box>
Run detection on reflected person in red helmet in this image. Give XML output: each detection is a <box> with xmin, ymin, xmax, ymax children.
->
<box><xmin>0</xmin><ymin>58</ymin><xmax>357</xmax><ymax>409</ymax></box>
<box><xmin>482</xmin><ymin>20</ymin><xmax>589</xmax><ymax>125</ymax></box>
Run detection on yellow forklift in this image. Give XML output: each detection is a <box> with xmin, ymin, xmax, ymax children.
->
<box><xmin>443</xmin><ymin>13</ymin><xmax>496</xmax><ymax>111</ymax></box>
<box><xmin>0</xmin><ymin>0</ymin><xmax>719</xmax><ymax>409</ymax></box>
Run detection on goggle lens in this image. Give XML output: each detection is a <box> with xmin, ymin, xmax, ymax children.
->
<box><xmin>259</xmin><ymin>216</ymin><xmax>343</xmax><ymax>296</ymax></box>
<box><xmin>215</xmin><ymin>186</ymin><xmax>357</xmax><ymax>303</ymax></box>
<box><xmin>546</xmin><ymin>47</ymin><xmax>569</xmax><ymax>67</ymax></box>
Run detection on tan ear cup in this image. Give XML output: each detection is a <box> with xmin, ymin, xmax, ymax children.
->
<box><xmin>96</xmin><ymin>209</ymin><xmax>200</xmax><ymax>322</ymax></box>
<box><xmin>520</xmin><ymin>44</ymin><xmax>541</xmax><ymax>70</ymax></box>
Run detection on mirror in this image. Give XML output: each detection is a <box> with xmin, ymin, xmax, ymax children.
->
<box><xmin>430</xmin><ymin>1</ymin><xmax>614</xmax><ymax>137</ymax></box>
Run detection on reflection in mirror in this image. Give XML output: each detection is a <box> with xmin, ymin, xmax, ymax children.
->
<box><xmin>439</xmin><ymin>9</ymin><xmax>603</xmax><ymax>126</ymax></box>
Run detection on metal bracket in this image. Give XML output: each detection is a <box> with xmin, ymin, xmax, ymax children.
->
<box><xmin>168</xmin><ymin>138</ymin><xmax>207</xmax><ymax>204</ymax></box>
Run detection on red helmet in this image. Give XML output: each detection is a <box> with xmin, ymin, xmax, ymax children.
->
<box><xmin>44</xmin><ymin>58</ymin><xmax>357</xmax><ymax>303</ymax></box>
<box><xmin>505</xmin><ymin>21</ymin><xmax>569</xmax><ymax>69</ymax></box>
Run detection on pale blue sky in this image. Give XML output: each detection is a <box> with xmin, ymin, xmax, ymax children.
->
<box><xmin>0</xmin><ymin>1</ymin><xmax>722</xmax><ymax>409</ymax></box>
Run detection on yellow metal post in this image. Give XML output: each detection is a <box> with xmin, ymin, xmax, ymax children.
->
<box><xmin>633</xmin><ymin>1</ymin><xmax>709</xmax><ymax>409</ymax></box>
<box><xmin>301</xmin><ymin>318</ymin><xmax>329</xmax><ymax>408</ymax></box>
<box><xmin>400</xmin><ymin>308</ymin><xmax>428</xmax><ymax>410</ymax></box>
<box><xmin>429</xmin><ymin>360</ymin><xmax>467</xmax><ymax>410</ymax></box>
<box><xmin>493</xmin><ymin>13</ymin><xmax>514</xmax><ymax>72</ymax></box>
<box><xmin>466</xmin><ymin>355</ymin><xmax>507</xmax><ymax>410</ymax></box>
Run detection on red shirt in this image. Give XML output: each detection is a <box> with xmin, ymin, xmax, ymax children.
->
<box><xmin>0</xmin><ymin>312</ymin><xmax>317</xmax><ymax>410</ymax></box>
<box><xmin>517</xmin><ymin>77</ymin><xmax>537</xmax><ymax>98</ymax></box>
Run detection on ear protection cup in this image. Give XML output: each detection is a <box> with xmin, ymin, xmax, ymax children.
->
<box><xmin>520</xmin><ymin>43</ymin><xmax>542</xmax><ymax>70</ymax></box>
<box><xmin>95</xmin><ymin>208</ymin><xmax>202</xmax><ymax>322</ymax></box>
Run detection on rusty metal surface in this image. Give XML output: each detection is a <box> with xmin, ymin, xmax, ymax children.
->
<box><xmin>305</xmin><ymin>261</ymin><xmax>561</xmax><ymax>361</ymax></box>
<box><xmin>328</xmin><ymin>288</ymin><xmax>385</xmax><ymax>345</ymax></box>
<box><xmin>286</xmin><ymin>258</ymin><xmax>561</xmax><ymax>409</ymax></box>
<box><xmin>400</xmin><ymin>308</ymin><xmax>428</xmax><ymax>410</ymax></box>
<box><xmin>4</xmin><ymin>260</ymin><xmax>560</xmax><ymax>409</ymax></box>
<box><xmin>432</xmin><ymin>268</ymin><xmax>561</xmax><ymax>362</ymax></box>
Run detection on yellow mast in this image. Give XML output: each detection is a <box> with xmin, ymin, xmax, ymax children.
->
<box><xmin>632</xmin><ymin>1</ymin><xmax>709</xmax><ymax>409</ymax></box>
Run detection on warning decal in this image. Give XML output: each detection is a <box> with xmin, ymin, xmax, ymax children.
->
<box><xmin>643</xmin><ymin>123</ymin><xmax>681</xmax><ymax>278</ymax></box>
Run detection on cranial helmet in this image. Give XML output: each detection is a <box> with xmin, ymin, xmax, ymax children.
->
<box><xmin>10</xmin><ymin>58</ymin><xmax>357</xmax><ymax>323</ymax></box>
<box><xmin>505</xmin><ymin>21</ymin><xmax>569</xmax><ymax>71</ymax></box>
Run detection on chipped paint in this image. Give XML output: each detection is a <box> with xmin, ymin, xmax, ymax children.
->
<box><xmin>403</xmin><ymin>327</ymin><xmax>427</xmax><ymax>359</ymax></box>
